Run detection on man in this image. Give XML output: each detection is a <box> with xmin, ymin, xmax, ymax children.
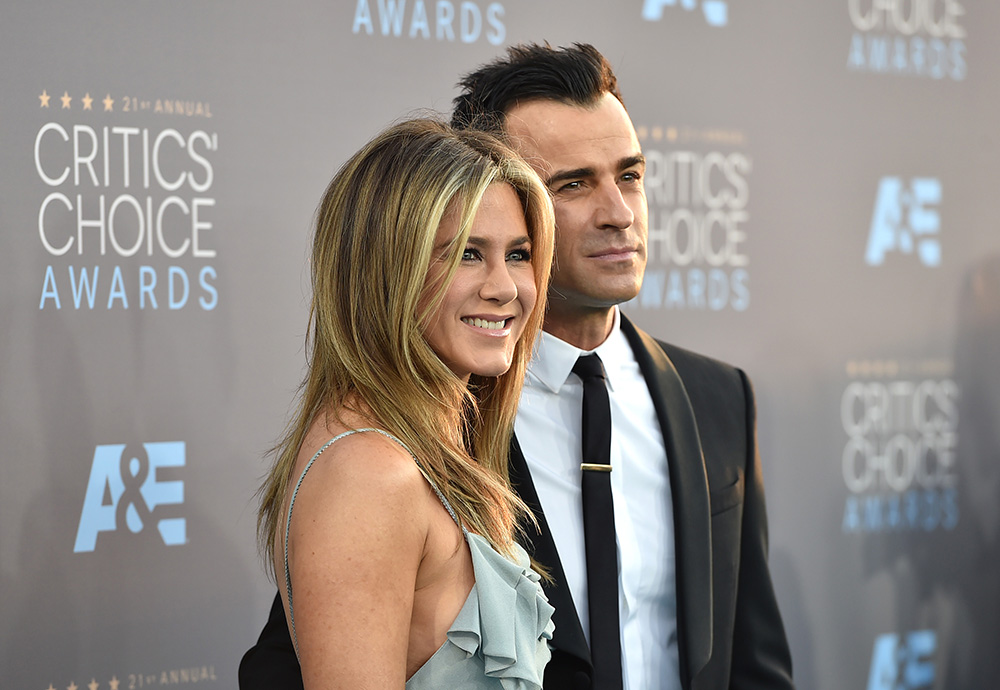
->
<box><xmin>240</xmin><ymin>43</ymin><xmax>794</xmax><ymax>690</ymax></box>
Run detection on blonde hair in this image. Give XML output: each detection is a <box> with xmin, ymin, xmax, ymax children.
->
<box><xmin>257</xmin><ymin>119</ymin><xmax>554</xmax><ymax>572</ymax></box>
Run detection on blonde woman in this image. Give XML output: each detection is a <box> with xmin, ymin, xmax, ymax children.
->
<box><xmin>257</xmin><ymin>119</ymin><xmax>555</xmax><ymax>688</ymax></box>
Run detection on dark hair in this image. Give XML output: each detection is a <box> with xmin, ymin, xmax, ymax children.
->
<box><xmin>451</xmin><ymin>42</ymin><xmax>624</xmax><ymax>132</ymax></box>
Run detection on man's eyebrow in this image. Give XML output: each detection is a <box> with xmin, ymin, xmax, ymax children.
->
<box><xmin>545</xmin><ymin>167</ymin><xmax>595</xmax><ymax>187</ymax></box>
<box><xmin>619</xmin><ymin>154</ymin><xmax>646</xmax><ymax>171</ymax></box>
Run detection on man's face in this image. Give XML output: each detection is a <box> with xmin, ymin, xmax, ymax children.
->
<box><xmin>505</xmin><ymin>92</ymin><xmax>648</xmax><ymax>324</ymax></box>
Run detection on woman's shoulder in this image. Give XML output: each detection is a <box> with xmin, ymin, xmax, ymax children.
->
<box><xmin>279</xmin><ymin>417</ymin><xmax>435</xmax><ymax>572</ymax></box>
<box><xmin>291</xmin><ymin>415</ymin><xmax>430</xmax><ymax>517</ymax></box>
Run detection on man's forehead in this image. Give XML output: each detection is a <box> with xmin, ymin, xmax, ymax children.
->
<box><xmin>505</xmin><ymin>98</ymin><xmax>605</xmax><ymax>140</ymax></box>
<box><xmin>504</xmin><ymin>96</ymin><xmax>642</xmax><ymax>176</ymax></box>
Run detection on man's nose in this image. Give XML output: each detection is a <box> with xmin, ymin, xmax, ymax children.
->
<box><xmin>594</xmin><ymin>181</ymin><xmax>634</xmax><ymax>230</ymax></box>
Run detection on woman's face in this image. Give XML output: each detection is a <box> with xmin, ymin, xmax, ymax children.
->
<box><xmin>422</xmin><ymin>184</ymin><xmax>538</xmax><ymax>382</ymax></box>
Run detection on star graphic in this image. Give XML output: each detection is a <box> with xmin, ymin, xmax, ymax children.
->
<box><xmin>60</xmin><ymin>91</ymin><xmax>72</xmax><ymax>109</ymax></box>
<box><xmin>39</xmin><ymin>90</ymin><xmax>51</xmax><ymax>107</ymax></box>
<box><xmin>82</xmin><ymin>93</ymin><xmax>94</xmax><ymax>110</ymax></box>
<box><xmin>68</xmin><ymin>682</ymin><xmax>79</xmax><ymax>690</ymax></box>
<box><xmin>103</xmin><ymin>94</ymin><xmax>114</xmax><ymax>112</ymax></box>
<box><xmin>88</xmin><ymin>679</ymin><xmax>100</xmax><ymax>690</ymax></box>
<box><xmin>108</xmin><ymin>676</ymin><xmax>120</xmax><ymax>690</ymax></box>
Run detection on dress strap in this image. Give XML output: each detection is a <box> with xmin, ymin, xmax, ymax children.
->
<box><xmin>282</xmin><ymin>427</ymin><xmax>465</xmax><ymax>657</ymax></box>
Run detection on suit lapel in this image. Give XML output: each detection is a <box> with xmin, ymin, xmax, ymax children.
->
<box><xmin>509</xmin><ymin>434</ymin><xmax>592</xmax><ymax>669</ymax></box>
<box><xmin>621</xmin><ymin>316</ymin><xmax>713</xmax><ymax>685</ymax></box>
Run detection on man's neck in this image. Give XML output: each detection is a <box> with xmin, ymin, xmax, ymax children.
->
<box><xmin>542</xmin><ymin>305</ymin><xmax>616</xmax><ymax>351</ymax></box>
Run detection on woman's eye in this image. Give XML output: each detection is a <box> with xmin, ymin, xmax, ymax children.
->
<box><xmin>507</xmin><ymin>248</ymin><xmax>531</xmax><ymax>262</ymax></box>
<box><xmin>462</xmin><ymin>248</ymin><xmax>481</xmax><ymax>261</ymax></box>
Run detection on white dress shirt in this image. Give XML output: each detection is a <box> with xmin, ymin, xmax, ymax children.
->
<box><xmin>514</xmin><ymin>307</ymin><xmax>681</xmax><ymax>690</ymax></box>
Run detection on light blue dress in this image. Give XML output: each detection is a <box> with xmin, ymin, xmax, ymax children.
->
<box><xmin>283</xmin><ymin>428</ymin><xmax>555</xmax><ymax>689</ymax></box>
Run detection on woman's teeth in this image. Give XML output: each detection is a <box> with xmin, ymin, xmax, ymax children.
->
<box><xmin>462</xmin><ymin>317</ymin><xmax>506</xmax><ymax>330</ymax></box>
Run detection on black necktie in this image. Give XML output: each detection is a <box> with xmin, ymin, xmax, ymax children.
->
<box><xmin>572</xmin><ymin>353</ymin><xmax>623</xmax><ymax>689</ymax></box>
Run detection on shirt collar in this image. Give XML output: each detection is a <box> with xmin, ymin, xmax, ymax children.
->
<box><xmin>528</xmin><ymin>307</ymin><xmax>629</xmax><ymax>394</ymax></box>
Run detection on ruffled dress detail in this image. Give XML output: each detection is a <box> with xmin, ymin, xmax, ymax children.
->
<box><xmin>406</xmin><ymin>532</ymin><xmax>554</xmax><ymax>689</ymax></box>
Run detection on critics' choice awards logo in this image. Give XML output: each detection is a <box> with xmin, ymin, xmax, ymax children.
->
<box><xmin>34</xmin><ymin>115</ymin><xmax>221</xmax><ymax>311</ymax></box>
<box><xmin>74</xmin><ymin>442</ymin><xmax>186</xmax><ymax>553</ymax></box>
<box><xmin>633</xmin><ymin>130</ymin><xmax>751</xmax><ymax>312</ymax></box>
<box><xmin>867</xmin><ymin>630</ymin><xmax>937</xmax><ymax>690</ymax></box>
<box><xmin>641</xmin><ymin>0</ymin><xmax>728</xmax><ymax>27</ymax></box>
<box><xmin>847</xmin><ymin>0</ymin><xmax>967</xmax><ymax>80</ymax></box>
<box><xmin>352</xmin><ymin>0</ymin><xmax>506</xmax><ymax>44</ymax></box>
<box><xmin>866</xmin><ymin>177</ymin><xmax>941</xmax><ymax>267</ymax></box>
<box><xmin>840</xmin><ymin>362</ymin><xmax>958</xmax><ymax>534</ymax></box>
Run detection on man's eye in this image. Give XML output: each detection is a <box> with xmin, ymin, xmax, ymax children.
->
<box><xmin>558</xmin><ymin>181</ymin><xmax>582</xmax><ymax>192</ymax></box>
<box><xmin>622</xmin><ymin>171</ymin><xmax>641</xmax><ymax>182</ymax></box>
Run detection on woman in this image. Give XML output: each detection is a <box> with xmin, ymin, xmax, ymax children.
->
<box><xmin>257</xmin><ymin>119</ymin><xmax>555</xmax><ymax>688</ymax></box>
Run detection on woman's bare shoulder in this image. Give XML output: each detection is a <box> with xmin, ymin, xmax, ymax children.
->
<box><xmin>277</xmin><ymin>424</ymin><xmax>433</xmax><ymax>589</ymax></box>
<box><xmin>307</xmin><ymin>430</ymin><xmax>424</xmax><ymax>491</ymax></box>
<box><xmin>295</xmin><ymin>414</ymin><xmax>424</xmax><ymax>488</ymax></box>
<box><xmin>286</xmin><ymin>416</ymin><xmax>433</xmax><ymax>543</ymax></box>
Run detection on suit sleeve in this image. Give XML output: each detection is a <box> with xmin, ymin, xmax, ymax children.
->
<box><xmin>729</xmin><ymin>370</ymin><xmax>795</xmax><ymax>690</ymax></box>
<box><xmin>238</xmin><ymin>591</ymin><xmax>304</xmax><ymax>690</ymax></box>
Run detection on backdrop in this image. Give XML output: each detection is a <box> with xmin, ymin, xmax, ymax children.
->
<box><xmin>2</xmin><ymin>2</ymin><xmax>997</xmax><ymax>689</ymax></box>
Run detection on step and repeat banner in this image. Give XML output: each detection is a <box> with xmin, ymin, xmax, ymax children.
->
<box><xmin>2</xmin><ymin>2</ymin><xmax>997</xmax><ymax>689</ymax></box>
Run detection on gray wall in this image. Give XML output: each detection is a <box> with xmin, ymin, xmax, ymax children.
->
<box><xmin>2</xmin><ymin>1</ymin><xmax>997</xmax><ymax>688</ymax></box>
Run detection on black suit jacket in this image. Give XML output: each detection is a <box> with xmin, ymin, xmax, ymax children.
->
<box><xmin>239</xmin><ymin>317</ymin><xmax>794</xmax><ymax>690</ymax></box>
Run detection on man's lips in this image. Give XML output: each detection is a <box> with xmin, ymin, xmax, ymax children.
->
<box><xmin>588</xmin><ymin>247</ymin><xmax>640</xmax><ymax>260</ymax></box>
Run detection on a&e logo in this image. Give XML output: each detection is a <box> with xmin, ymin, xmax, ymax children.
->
<box><xmin>74</xmin><ymin>442</ymin><xmax>186</xmax><ymax>552</ymax></box>
<box><xmin>867</xmin><ymin>630</ymin><xmax>937</xmax><ymax>690</ymax></box>
<box><xmin>642</xmin><ymin>0</ymin><xmax>728</xmax><ymax>27</ymax></box>
<box><xmin>865</xmin><ymin>177</ymin><xmax>942</xmax><ymax>267</ymax></box>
